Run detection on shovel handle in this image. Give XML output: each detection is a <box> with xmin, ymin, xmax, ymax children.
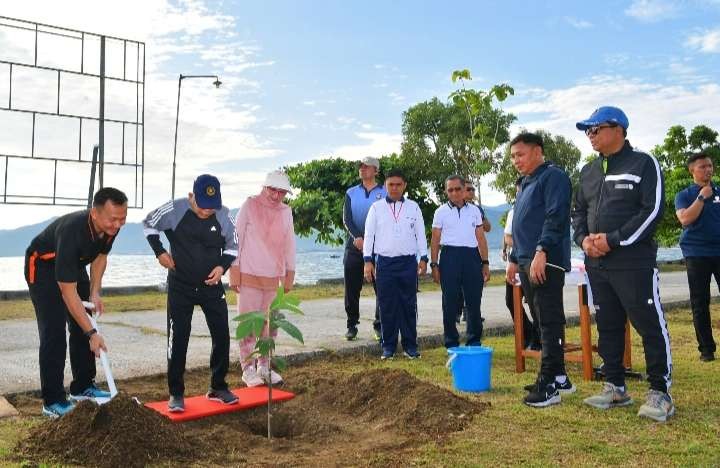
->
<box><xmin>446</xmin><ymin>353</ymin><xmax>457</xmax><ymax>371</ymax></box>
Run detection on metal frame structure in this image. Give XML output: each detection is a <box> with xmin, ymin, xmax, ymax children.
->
<box><xmin>0</xmin><ymin>15</ymin><xmax>145</xmax><ymax>207</ymax></box>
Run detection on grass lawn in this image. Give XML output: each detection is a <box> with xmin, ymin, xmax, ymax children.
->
<box><xmin>1</xmin><ymin>305</ymin><xmax>718</xmax><ymax>466</ymax></box>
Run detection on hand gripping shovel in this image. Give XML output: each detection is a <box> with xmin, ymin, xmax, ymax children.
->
<box><xmin>82</xmin><ymin>301</ymin><xmax>118</xmax><ymax>405</ymax></box>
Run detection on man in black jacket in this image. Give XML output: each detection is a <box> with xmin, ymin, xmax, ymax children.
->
<box><xmin>505</xmin><ymin>132</ymin><xmax>575</xmax><ymax>407</ymax></box>
<box><xmin>572</xmin><ymin>106</ymin><xmax>674</xmax><ymax>422</ymax></box>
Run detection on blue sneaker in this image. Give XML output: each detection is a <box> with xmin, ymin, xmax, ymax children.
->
<box><xmin>42</xmin><ymin>400</ymin><xmax>76</xmax><ymax>419</ymax></box>
<box><xmin>70</xmin><ymin>384</ymin><xmax>112</xmax><ymax>401</ymax></box>
<box><xmin>403</xmin><ymin>350</ymin><xmax>421</xmax><ymax>360</ymax></box>
<box><xmin>380</xmin><ymin>350</ymin><xmax>395</xmax><ymax>360</ymax></box>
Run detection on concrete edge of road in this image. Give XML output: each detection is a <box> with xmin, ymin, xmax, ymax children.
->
<box><xmin>3</xmin><ymin>297</ymin><xmax>708</xmax><ymax>406</ymax></box>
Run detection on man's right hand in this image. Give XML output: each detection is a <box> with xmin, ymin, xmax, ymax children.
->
<box><xmin>363</xmin><ymin>262</ymin><xmax>375</xmax><ymax>282</ymax></box>
<box><xmin>89</xmin><ymin>333</ymin><xmax>107</xmax><ymax>357</ymax></box>
<box><xmin>506</xmin><ymin>262</ymin><xmax>519</xmax><ymax>285</ymax></box>
<box><xmin>158</xmin><ymin>252</ymin><xmax>176</xmax><ymax>270</ymax></box>
<box><xmin>700</xmin><ymin>184</ymin><xmax>713</xmax><ymax>199</ymax></box>
<box><xmin>353</xmin><ymin>237</ymin><xmax>364</xmax><ymax>251</ymax></box>
<box><xmin>431</xmin><ymin>266</ymin><xmax>440</xmax><ymax>284</ymax></box>
<box><xmin>582</xmin><ymin>235</ymin><xmax>605</xmax><ymax>258</ymax></box>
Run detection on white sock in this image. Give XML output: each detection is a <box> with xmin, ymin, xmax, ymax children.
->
<box><xmin>555</xmin><ymin>375</ymin><xmax>567</xmax><ymax>384</ymax></box>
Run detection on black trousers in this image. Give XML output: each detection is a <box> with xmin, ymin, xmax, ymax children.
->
<box><xmin>375</xmin><ymin>255</ymin><xmax>418</xmax><ymax>354</ymax></box>
<box><xmin>685</xmin><ymin>256</ymin><xmax>720</xmax><ymax>355</ymax></box>
<box><xmin>343</xmin><ymin>246</ymin><xmax>380</xmax><ymax>331</ymax></box>
<box><xmin>439</xmin><ymin>246</ymin><xmax>484</xmax><ymax>348</ymax></box>
<box><xmin>587</xmin><ymin>267</ymin><xmax>672</xmax><ymax>393</ymax></box>
<box><xmin>518</xmin><ymin>264</ymin><xmax>567</xmax><ymax>379</ymax></box>
<box><xmin>166</xmin><ymin>279</ymin><xmax>230</xmax><ymax>396</ymax></box>
<box><xmin>505</xmin><ymin>282</ymin><xmax>540</xmax><ymax>347</ymax></box>
<box><xmin>25</xmin><ymin>258</ymin><xmax>96</xmax><ymax>406</ymax></box>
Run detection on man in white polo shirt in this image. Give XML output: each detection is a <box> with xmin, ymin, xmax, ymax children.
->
<box><xmin>363</xmin><ymin>169</ymin><xmax>429</xmax><ymax>360</ymax></box>
<box><xmin>430</xmin><ymin>175</ymin><xmax>490</xmax><ymax>348</ymax></box>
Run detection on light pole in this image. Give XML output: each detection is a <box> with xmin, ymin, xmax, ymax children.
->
<box><xmin>171</xmin><ymin>74</ymin><xmax>222</xmax><ymax>199</ymax></box>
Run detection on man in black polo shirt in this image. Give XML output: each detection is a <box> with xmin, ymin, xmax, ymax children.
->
<box><xmin>675</xmin><ymin>152</ymin><xmax>720</xmax><ymax>362</ymax></box>
<box><xmin>143</xmin><ymin>174</ymin><xmax>239</xmax><ymax>412</ymax></box>
<box><xmin>24</xmin><ymin>187</ymin><xmax>128</xmax><ymax>418</ymax></box>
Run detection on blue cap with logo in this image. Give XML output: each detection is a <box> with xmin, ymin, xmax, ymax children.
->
<box><xmin>576</xmin><ymin>106</ymin><xmax>629</xmax><ymax>131</ymax></box>
<box><xmin>193</xmin><ymin>174</ymin><xmax>222</xmax><ymax>209</ymax></box>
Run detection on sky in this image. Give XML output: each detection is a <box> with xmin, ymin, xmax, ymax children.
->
<box><xmin>1</xmin><ymin>0</ymin><xmax>720</xmax><ymax>229</ymax></box>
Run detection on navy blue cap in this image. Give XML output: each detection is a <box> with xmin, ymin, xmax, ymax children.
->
<box><xmin>576</xmin><ymin>106</ymin><xmax>629</xmax><ymax>131</ymax></box>
<box><xmin>193</xmin><ymin>174</ymin><xmax>222</xmax><ymax>209</ymax></box>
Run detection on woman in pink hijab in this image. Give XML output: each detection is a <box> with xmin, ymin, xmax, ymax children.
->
<box><xmin>229</xmin><ymin>170</ymin><xmax>296</xmax><ymax>387</ymax></box>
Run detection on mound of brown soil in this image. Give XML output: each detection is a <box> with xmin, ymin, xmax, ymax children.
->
<box><xmin>18</xmin><ymin>394</ymin><xmax>202</xmax><ymax>468</ymax></box>
<box><xmin>316</xmin><ymin>368</ymin><xmax>488</xmax><ymax>436</ymax></box>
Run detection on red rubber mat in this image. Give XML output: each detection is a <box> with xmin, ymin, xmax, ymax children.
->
<box><xmin>145</xmin><ymin>387</ymin><xmax>295</xmax><ymax>422</ymax></box>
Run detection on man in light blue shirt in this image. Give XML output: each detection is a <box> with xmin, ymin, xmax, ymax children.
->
<box><xmin>363</xmin><ymin>169</ymin><xmax>428</xmax><ymax>360</ymax></box>
<box><xmin>430</xmin><ymin>175</ymin><xmax>490</xmax><ymax>349</ymax></box>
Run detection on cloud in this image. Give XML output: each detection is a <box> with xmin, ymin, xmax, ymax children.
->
<box><xmin>625</xmin><ymin>0</ymin><xmax>678</xmax><ymax>22</ymax></box>
<box><xmin>506</xmin><ymin>75</ymin><xmax>720</xmax><ymax>155</ymax></box>
<box><xmin>302</xmin><ymin>100</ymin><xmax>316</xmax><ymax>106</ymax></box>
<box><xmin>686</xmin><ymin>27</ymin><xmax>720</xmax><ymax>53</ymax></box>
<box><xmin>331</xmin><ymin>132</ymin><xmax>402</xmax><ymax>160</ymax></box>
<box><xmin>388</xmin><ymin>92</ymin><xmax>405</xmax><ymax>104</ymax></box>
<box><xmin>563</xmin><ymin>16</ymin><xmax>593</xmax><ymax>29</ymax></box>
<box><xmin>268</xmin><ymin>123</ymin><xmax>298</xmax><ymax>130</ymax></box>
<box><xmin>313</xmin><ymin>111</ymin><xmax>327</xmax><ymax>117</ymax></box>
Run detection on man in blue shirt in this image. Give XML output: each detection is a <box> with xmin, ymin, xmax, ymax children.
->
<box><xmin>342</xmin><ymin>156</ymin><xmax>387</xmax><ymax>341</ymax></box>
<box><xmin>675</xmin><ymin>152</ymin><xmax>720</xmax><ymax>362</ymax></box>
<box><xmin>505</xmin><ymin>132</ymin><xmax>574</xmax><ymax>408</ymax></box>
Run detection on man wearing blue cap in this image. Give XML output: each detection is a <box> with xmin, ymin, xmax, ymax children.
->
<box><xmin>143</xmin><ymin>174</ymin><xmax>239</xmax><ymax>412</ymax></box>
<box><xmin>572</xmin><ymin>106</ymin><xmax>674</xmax><ymax>422</ymax></box>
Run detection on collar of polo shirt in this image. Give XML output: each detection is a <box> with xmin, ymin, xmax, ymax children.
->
<box><xmin>385</xmin><ymin>195</ymin><xmax>405</xmax><ymax>203</ymax></box>
<box><xmin>447</xmin><ymin>200</ymin><xmax>466</xmax><ymax>209</ymax></box>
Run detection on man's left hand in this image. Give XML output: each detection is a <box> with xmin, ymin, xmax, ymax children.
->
<box><xmin>592</xmin><ymin>233</ymin><xmax>611</xmax><ymax>254</ymax></box>
<box><xmin>205</xmin><ymin>266</ymin><xmax>224</xmax><ymax>285</ymax></box>
<box><xmin>417</xmin><ymin>260</ymin><xmax>427</xmax><ymax>277</ymax></box>
<box><xmin>529</xmin><ymin>251</ymin><xmax>547</xmax><ymax>284</ymax></box>
<box><xmin>482</xmin><ymin>264</ymin><xmax>490</xmax><ymax>283</ymax></box>
<box><xmin>352</xmin><ymin>237</ymin><xmax>364</xmax><ymax>251</ymax></box>
<box><xmin>90</xmin><ymin>292</ymin><xmax>104</xmax><ymax>317</ymax></box>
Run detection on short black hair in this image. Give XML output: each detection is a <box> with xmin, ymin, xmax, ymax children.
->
<box><xmin>93</xmin><ymin>187</ymin><xmax>128</xmax><ymax>207</ymax></box>
<box><xmin>445</xmin><ymin>174</ymin><xmax>465</xmax><ymax>185</ymax></box>
<box><xmin>515</xmin><ymin>176</ymin><xmax>524</xmax><ymax>188</ymax></box>
<box><xmin>385</xmin><ymin>169</ymin><xmax>406</xmax><ymax>182</ymax></box>
<box><xmin>687</xmin><ymin>152</ymin><xmax>712</xmax><ymax>167</ymax></box>
<box><xmin>509</xmin><ymin>132</ymin><xmax>544</xmax><ymax>152</ymax></box>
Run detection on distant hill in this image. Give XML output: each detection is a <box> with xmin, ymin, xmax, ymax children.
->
<box><xmin>0</xmin><ymin>204</ymin><xmax>511</xmax><ymax>257</ymax></box>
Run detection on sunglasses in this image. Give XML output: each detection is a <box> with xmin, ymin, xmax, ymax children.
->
<box><xmin>585</xmin><ymin>124</ymin><xmax>618</xmax><ymax>136</ymax></box>
<box><xmin>466</xmin><ymin>187</ymin><xmax>475</xmax><ymax>192</ymax></box>
<box><xmin>447</xmin><ymin>187</ymin><xmax>464</xmax><ymax>193</ymax></box>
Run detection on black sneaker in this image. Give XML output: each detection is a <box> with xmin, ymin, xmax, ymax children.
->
<box><xmin>700</xmin><ymin>352</ymin><xmax>715</xmax><ymax>362</ymax></box>
<box><xmin>523</xmin><ymin>377</ymin><xmax>540</xmax><ymax>392</ymax></box>
<box><xmin>523</xmin><ymin>379</ymin><xmax>561</xmax><ymax>408</ymax></box>
<box><xmin>380</xmin><ymin>350</ymin><xmax>394</xmax><ymax>360</ymax></box>
<box><xmin>206</xmin><ymin>388</ymin><xmax>239</xmax><ymax>405</ymax></box>
<box><xmin>403</xmin><ymin>350</ymin><xmax>421</xmax><ymax>360</ymax></box>
<box><xmin>555</xmin><ymin>377</ymin><xmax>576</xmax><ymax>394</ymax></box>
<box><xmin>168</xmin><ymin>395</ymin><xmax>185</xmax><ymax>413</ymax></box>
<box><xmin>345</xmin><ymin>327</ymin><xmax>358</xmax><ymax>341</ymax></box>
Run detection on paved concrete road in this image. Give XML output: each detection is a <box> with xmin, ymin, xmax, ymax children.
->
<box><xmin>0</xmin><ymin>271</ymin><xmax>701</xmax><ymax>395</ymax></box>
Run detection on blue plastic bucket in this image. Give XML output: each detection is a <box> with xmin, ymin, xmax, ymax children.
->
<box><xmin>446</xmin><ymin>346</ymin><xmax>493</xmax><ymax>392</ymax></box>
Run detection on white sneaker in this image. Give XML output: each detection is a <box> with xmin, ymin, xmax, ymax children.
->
<box><xmin>241</xmin><ymin>367</ymin><xmax>264</xmax><ymax>387</ymax></box>
<box><xmin>257</xmin><ymin>365</ymin><xmax>284</xmax><ymax>386</ymax></box>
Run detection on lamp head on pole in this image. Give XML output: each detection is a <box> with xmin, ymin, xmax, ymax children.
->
<box><xmin>213</xmin><ymin>78</ymin><xmax>222</xmax><ymax>88</ymax></box>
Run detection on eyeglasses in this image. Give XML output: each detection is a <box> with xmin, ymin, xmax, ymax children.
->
<box><xmin>466</xmin><ymin>187</ymin><xmax>475</xmax><ymax>192</ymax></box>
<box><xmin>268</xmin><ymin>187</ymin><xmax>288</xmax><ymax>196</ymax></box>
<box><xmin>585</xmin><ymin>124</ymin><xmax>618</xmax><ymax>136</ymax></box>
<box><xmin>447</xmin><ymin>187</ymin><xmax>463</xmax><ymax>193</ymax></box>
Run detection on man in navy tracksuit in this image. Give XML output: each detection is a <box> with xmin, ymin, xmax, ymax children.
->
<box><xmin>143</xmin><ymin>174</ymin><xmax>239</xmax><ymax>412</ymax></box>
<box><xmin>505</xmin><ymin>132</ymin><xmax>575</xmax><ymax>407</ymax></box>
<box><xmin>342</xmin><ymin>156</ymin><xmax>387</xmax><ymax>341</ymax></box>
<box><xmin>675</xmin><ymin>152</ymin><xmax>720</xmax><ymax>362</ymax></box>
<box><xmin>572</xmin><ymin>106</ymin><xmax>674</xmax><ymax>422</ymax></box>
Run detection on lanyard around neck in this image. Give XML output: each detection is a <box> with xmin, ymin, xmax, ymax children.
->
<box><xmin>388</xmin><ymin>201</ymin><xmax>403</xmax><ymax>223</ymax></box>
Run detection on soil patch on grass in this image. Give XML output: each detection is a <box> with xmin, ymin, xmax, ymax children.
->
<box><xmin>12</xmin><ymin>364</ymin><xmax>487</xmax><ymax>467</ymax></box>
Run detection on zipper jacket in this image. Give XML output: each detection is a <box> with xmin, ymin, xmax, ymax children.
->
<box><xmin>571</xmin><ymin>141</ymin><xmax>664</xmax><ymax>270</ymax></box>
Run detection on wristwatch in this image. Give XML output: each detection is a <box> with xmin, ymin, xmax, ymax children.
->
<box><xmin>430</xmin><ymin>262</ymin><xmax>439</xmax><ymax>268</ymax></box>
<box><xmin>697</xmin><ymin>194</ymin><xmax>707</xmax><ymax>202</ymax></box>
<box><xmin>84</xmin><ymin>328</ymin><xmax>98</xmax><ymax>338</ymax></box>
<box><xmin>535</xmin><ymin>245</ymin><xmax>547</xmax><ymax>254</ymax></box>
<box><xmin>481</xmin><ymin>260</ymin><xmax>490</xmax><ymax>265</ymax></box>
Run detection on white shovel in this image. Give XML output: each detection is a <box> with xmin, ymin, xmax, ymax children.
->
<box><xmin>82</xmin><ymin>301</ymin><xmax>118</xmax><ymax>405</ymax></box>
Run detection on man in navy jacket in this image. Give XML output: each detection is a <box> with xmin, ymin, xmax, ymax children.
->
<box><xmin>505</xmin><ymin>132</ymin><xmax>574</xmax><ymax>408</ymax></box>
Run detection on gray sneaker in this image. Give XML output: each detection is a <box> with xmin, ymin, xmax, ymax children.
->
<box><xmin>168</xmin><ymin>395</ymin><xmax>185</xmax><ymax>413</ymax></box>
<box><xmin>583</xmin><ymin>382</ymin><xmax>633</xmax><ymax>409</ymax></box>
<box><xmin>637</xmin><ymin>390</ymin><xmax>675</xmax><ymax>422</ymax></box>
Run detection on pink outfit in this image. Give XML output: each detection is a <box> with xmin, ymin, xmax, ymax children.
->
<box><xmin>231</xmin><ymin>194</ymin><xmax>296</xmax><ymax>368</ymax></box>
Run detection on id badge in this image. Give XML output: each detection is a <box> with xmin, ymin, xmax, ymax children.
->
<box><xmin>393</xmin><ymin>223</ymin><xmax>402</xmax><ymax>237</ymax></box>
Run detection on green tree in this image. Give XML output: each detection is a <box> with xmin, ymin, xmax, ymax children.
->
<box><xmin>652</xmin><ymin>124</ymin><xmax>720</xmax><ymax>246</ymax></box>
<box><xmin>491</xmin><ymin>129</ymin><xmax>583</xmax><ymax>203</ymax></box>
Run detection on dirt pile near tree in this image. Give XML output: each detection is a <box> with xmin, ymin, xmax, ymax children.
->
<box><xmin>18</xmin><ymin>394</ymin><xmax>203</xmax><ymax>468</ymax></box>
<box><xmin>315</xmin><ymin>368</ymin><xmax>488</xmax><ymax>436</ymax></box>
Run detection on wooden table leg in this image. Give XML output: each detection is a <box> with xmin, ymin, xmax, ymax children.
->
<box><xmin>513</xmin><ymin>283</ymin><xmax>526</xmax><ymax>373</ymax></box>
<box><xmin>623</xmin><ymin>320</ymin><xmax>632</xmax><ymax>369</ymax></box>
<box><xmin>579</xmin><ymin>284</ymin><xmax>593</xmax><ymax>381</ymax></box>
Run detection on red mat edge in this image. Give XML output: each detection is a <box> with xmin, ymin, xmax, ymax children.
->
<box><xmin>144</xmin><ymin>387</ymin><xmax>295</xmax><ymax>422</ymax></box>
